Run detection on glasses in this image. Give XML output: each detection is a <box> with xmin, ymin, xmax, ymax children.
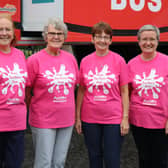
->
<box><xmin>94</xmin><ymin>35</ymin><xmax>111</xmax><ymax>41</ymax></box>
<box><xmin>47</xmin><ymin>32</ymin><xmax>64</xmax><ymax>37</ymax></box>
<box><xmin>140</xmin><ymin>38</ymin><xmax>157</xmax><ymax>42</ymax></box>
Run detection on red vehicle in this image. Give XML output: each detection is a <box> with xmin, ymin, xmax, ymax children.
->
<box><xmin>0</xmin><ymin>0</ymin><xmax>167</xmax><ymax>59</ymax></box>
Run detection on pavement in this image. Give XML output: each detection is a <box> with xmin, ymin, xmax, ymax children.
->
<box><xmin>23</xmin><ymin>130</ymin><xmax>138</xmax><ymax>168</ymax></box>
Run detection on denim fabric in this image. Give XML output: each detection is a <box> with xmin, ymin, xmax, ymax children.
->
<box><xmin>82</xmin><ymin>122</ymin><xmax>123</xmax><ymax>168</ymax></box>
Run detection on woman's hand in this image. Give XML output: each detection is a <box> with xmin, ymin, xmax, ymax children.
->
<box><xmin>120</xmin><ymin>84</ymin><xmax>129</xmax><ymax>136</ymax></box>
<box><xmin>75</xmin><ymin>85</ymin><xmax>85</xmax><ymax>135</ymax></box>
<box><xmin>165</xmin><ymin>120</ymin><xmax>168</xmax><ymax>134</ymax></box>
<box><xmin>75</xmin><ymin>119</ymin><xmax>82</xmax><ymax>134</ymax></box>
<box><xmin>120</xmin><ymin>117</ymin><xmax>129</xmax><ymax>136</ymax></box>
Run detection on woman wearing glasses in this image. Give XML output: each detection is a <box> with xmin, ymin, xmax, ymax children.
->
<box><xmin>128</xmin><ymin>25</ymin><xmax>168</xmax><ymax>168</ymax></box>
<box><xmin>26</xmin><ymin>18</ymin><xmax>78</xmax><ymax>168</ymax></box>
<box><xmin>75</xmin><ymin>21</ymin><xmax>129</xmax><ymax>168</ymax></box>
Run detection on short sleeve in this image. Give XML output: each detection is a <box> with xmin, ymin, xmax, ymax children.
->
<box><xmin>119</xmin><ymin>57</ymin><xmax>129</xmax><ymax>86</ymax></box>
<box><xmin>26</xmin><ymin>55</ymin><xmax>39</xmax><ymax>87</ymax></box>
<box><xmin>79</xmin><ymin>59</ymin><xmax>85</xmax><ymax>86</ymax></box>
<box><xmin>72</xmin><ymin>56</ymin><xmax>79</xmax><ymax>85</ymax></box>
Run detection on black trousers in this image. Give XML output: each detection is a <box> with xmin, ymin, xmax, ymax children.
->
<box><xmin>131</xmin><ymin>125</ymin><xmax>168</xmax><ymax>168</ymax></box>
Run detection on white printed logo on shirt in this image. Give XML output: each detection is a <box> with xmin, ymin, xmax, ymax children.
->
<box><xmin>134</xmin><ymin>69</ymin><xmax>165</xmax><ymax>105</ymax></box>
<box><xmin>0</xmin><ymin>63</ymin><xmax>27</xmax><ymax>102</ymax></box>
<box><xmin>85</xmin><ymin>65</ymin><xmax>116</xmax><ymax>101</ymax></box>
<box><xmin>43</xmin><ymin>64</ymin><xmax>75</xmax><ymax>102</ymax></box>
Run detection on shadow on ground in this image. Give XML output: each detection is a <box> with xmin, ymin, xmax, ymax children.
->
<box><xmin>23</xmin><ymin>130</ymin><xmax>138</xmax><ymax>168</ymax></box>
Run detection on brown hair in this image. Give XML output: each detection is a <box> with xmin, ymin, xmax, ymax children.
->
<box><xmin>0</xmin><ymin>13</ymin><xmax>16</xmax><ymax>46</ymax></box>
<box><xmin>91</xmin><ymin>21</ymin><xmax>113</xmax><ymax>39</ymax></box>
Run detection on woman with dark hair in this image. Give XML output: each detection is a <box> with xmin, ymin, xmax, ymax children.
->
<box><xmin>0</xmin><ymin>13</ymin><xmax>28</xmax><ymax>168</ymax></box>
<box><xmin>75</xmin><ymin>21</ymin><xmax>129</xmax><ymax>168</ymax></box>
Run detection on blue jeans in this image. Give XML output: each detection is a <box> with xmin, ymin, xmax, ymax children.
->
<box><xmin>0</xmin><ymin>130</ymin><xmax>24</xmax><ymax>168</ymax></box>
<box><xmin>82</xmin><ymin>122</ymin><xmax>123</xmax><ymax>168</ymax></box>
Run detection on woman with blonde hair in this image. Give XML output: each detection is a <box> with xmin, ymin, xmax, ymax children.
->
<box><xmin>0</xmin><ymin>13</ymin><xmax>28</xmax><ymax>168</ymax></box>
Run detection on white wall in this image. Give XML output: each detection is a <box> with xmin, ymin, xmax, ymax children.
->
<box><xmin>22</xmin><ymin>0</ymin><xmax>64</xmax><ymax>31</ymax></box>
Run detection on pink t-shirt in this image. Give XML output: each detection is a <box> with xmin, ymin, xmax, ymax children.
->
<box><xmin>128</xmin><ymin>52</ymin><xmax>168</xmax><ymax>129</ymax></box>
<box><xmin>27</xmin><ymin>49</ymin><xmax>79</xmax><ymax>128</ymax></box>
<box><xmin>0</xmin><ymin>47</ymin><xmax>28</xmax><ymax>131</ymax></box>
<box><xmin>80</xmin><ymin>51</ymin><xmax>128</xmax><ymax>124</ymax></box>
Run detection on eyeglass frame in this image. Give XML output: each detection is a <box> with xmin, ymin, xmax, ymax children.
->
<box><xmin>46</xmin><ymin>32</ymin><xmax>65</xmax><ymax>38</ymax></box>
<box><xmin>94</xmin><ymin>35</ymin><xmax>111</xmax><ymax>41</ymax></box>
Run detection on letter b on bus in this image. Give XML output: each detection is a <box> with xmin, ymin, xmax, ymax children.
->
<box><xmin>111</xmin><ymin>0</ymin><xmax>126</xmax><ymax>10</ymax></box>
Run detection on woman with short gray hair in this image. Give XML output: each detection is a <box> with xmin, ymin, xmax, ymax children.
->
<box><xmin>128</xmin><ymin>24</ymin><xmax>168</xmax><ymax>168</ymax></box>
<box><xmin>137</xmin><ymin>24</ymin><xmax>160</xmax><ymax>41</ymax></box>
<box><xmin>26</xmin><ymin>18</ymin><xmax>78</xmax><ymax>168</ymax></box>
<box><xmin>42</xmin><ymin>18</ymin><xmax>68</xmax><ymax>40</ymax></box>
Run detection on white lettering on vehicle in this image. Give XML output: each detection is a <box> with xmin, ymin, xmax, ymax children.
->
<box><xmin>111</xmin><ymin>0</ymin><xmax>162</xmax><ymax>12</ymax></box>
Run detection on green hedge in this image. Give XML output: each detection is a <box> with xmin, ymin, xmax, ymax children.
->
<box><xmin>16</xmin><ymin>46</ymin><xmax>45</xmax><ymax>58</ymax></box>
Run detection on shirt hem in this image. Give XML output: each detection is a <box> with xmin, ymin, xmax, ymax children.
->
<box><xmin>29</xmin><ymin>122</ymin><xmax>74</xmax><ymax>129</ymax></box>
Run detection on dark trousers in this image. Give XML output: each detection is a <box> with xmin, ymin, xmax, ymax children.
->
<box><xmin>82</xmin><ymin>122</ymin><xmax>123</xmax><ymax>168</ymax></box>
<box><xmin>131</xmin><ymin>125</ymin><xmax>168</xmax><ymax>168</ymax></box>
<box><xmin>0</xmin><ymin>131</ymin><xmax>24</xmax><ymax>168</ymax></box>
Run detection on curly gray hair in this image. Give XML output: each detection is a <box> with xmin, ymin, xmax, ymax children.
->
<box><xmin>137</xmin><ymin>24</ymin><xmax>160</xmax><ymax>41</ymax></box>
<box><xmin>42</xmin><ymin>18</ymin><xmax>68</xmax><ymax>40</ymax></box>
